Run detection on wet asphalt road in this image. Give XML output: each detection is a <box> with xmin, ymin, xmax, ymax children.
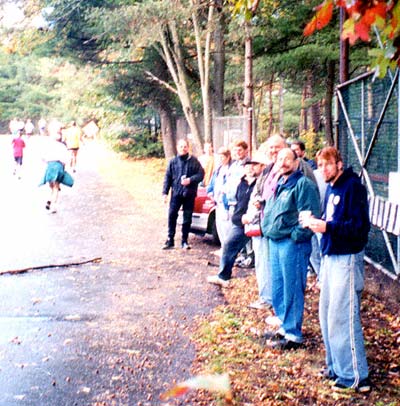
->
<box><xmin>0</xmin><ymin>136</ymin><xmax>220</xmax><ymax>406</ymax></box>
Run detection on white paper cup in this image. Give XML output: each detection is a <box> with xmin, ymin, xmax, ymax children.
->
<box><xmin>299</xmin><ymin>210</ymin><xmax>312</xmax><ymax>227</ymax></box>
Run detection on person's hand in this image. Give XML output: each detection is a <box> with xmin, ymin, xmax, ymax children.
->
<box><xmin>163</xmin><ymin>195</ymin><xmax>168</xmax><ymax>205</ymax></box>
<box><xmin>241</xmin><ymin>214</ymin><xmax>250</xmax><ymax>224</ymax></box>
<box><xmin>307</xmin><ymin>218</ymin><xmax>327</xmax><ymax>233</ymax></box>
<box><xmin>181</xmin><ymin>177</ymin><xmax>191</xmax><ymax>186</ymax></box>
<box><xmin>299</xmin><ymin>210</ymin><xmax>312</xmax><ymax>228</ymax></box>
<box><xmin>253</xmin><ymin>200</ymin><xmax>261</xmax><ymax>209</ymax></box>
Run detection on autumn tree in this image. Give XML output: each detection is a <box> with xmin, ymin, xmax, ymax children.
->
<box><xmin>305</xmin><ymin>0</ymin><xmax>400</xmax><ymax>77</ymax></box>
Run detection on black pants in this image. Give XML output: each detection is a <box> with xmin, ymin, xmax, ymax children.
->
<box><xmin>168</xmin><ymin>193</ymin><xmax>196</xmax><ymax>243</ymax></box>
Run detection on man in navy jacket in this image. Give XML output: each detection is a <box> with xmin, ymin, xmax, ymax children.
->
<box><xmin>308</xmin><ymin>146</ymin><xmax>371</xmax><ymax>393</ymax></box>
<box><xmin>162</xmin><ymin>139</ymin><xmax>204</xmax><ymax>249</ymax></box>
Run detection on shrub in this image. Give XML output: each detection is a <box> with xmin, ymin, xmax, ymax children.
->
<box><xmin>114</xmin><ymin>130</ymin><xmax>164</xmax><ymax>158</ymax></box>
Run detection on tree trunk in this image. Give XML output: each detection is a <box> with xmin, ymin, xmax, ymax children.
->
<box><xmin>309</xmin><ymin>71</ymin><xmax>320</xmax><ymax>132</ymax></box>
<box><xmin>191</xmin><ymin>0</ymin><xmax>214</xmax><ymax>144</ymax></box>
<box><xmin>279</xmin><ymin>77</ymin><xmax>284</xmax><ymax>135</ymax></box>
<box><xmin>158</xmin><ymin>23</ymin><xmax>203</xmax><ymax>150</ymax></box>
<box><xmin>212</xmin><ymin>0</ymin><xmax>225</xmax><ymax>128</ymax></box>
<box><xmin>158</xmin><ymin>105</ymin><xmax>177</xmax><ymax>159</ymax></box>
<box><xmin>311</xmin><ymin>101</ymin><xmax>320</xmax><ymax>133</ymax></box>
<box><xmin>299</xmin><ymin>85</ymin><xmax>306</xmax><ymax>133</ymax></box>
<box><xmin>234</xmin><ymin>93</ymin><xmax>242</xmax><ymax>115</ymax></box>
<box><xmin>325</xmin><ymin>60</ymin><xmax>335</xmax><ymax>146</ymax></box>
<box><xmin>243</xmin><ymin>21</ymin><xmax>253</xmax><ymax>152</ymax></box>
<box><xmin>267</xmin><ymin>74</ymin><xmax>274</xmax><ymax>137</ymax></box>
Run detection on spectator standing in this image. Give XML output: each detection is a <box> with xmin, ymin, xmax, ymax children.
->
<box><xmin>206</xmin><ymin>147</ymin><xmax>233</xmax><ymax>248</ymax></box>
<box><xmin>39</xmin><ymin>132</ymin><xmax>74</xmax><ymax>213</ymax></box>
<box><xmin>207</xmin><ymin>160</ymin><xmax>263</xmax><ymax>287</ymax></box>
<box><xmin>198</xmin><ymin>142</ymin><xmax>215</xmax><ymax>187</ymax></box>
<box><xmin>241</xmin><ymin>149</ymin><xmax>271</xmax><ymax>309</ymax></box>
<box><xmin>162</xmin><ymin>139</ymin><xmax>204</xmax><ymax>250</ymax></box>
<box><xmin>11</xmin><ymin>129</ymin><xmax>26</xmax><ymax>179</ymax></box>
<box><xmin>63</xmin><ymin>121</ymin><xmax>82</xmax><ymax>173</ymax></box>
<box><xmin>262</xmin><ymin>148</ymin><xmax>320</xmax><ymax>350</ymax></box>
<box><xmin>307</xmin><ymin>147</ymin><xmax>371</xmax><ymax>393</ymax></box>
<box><xmin>290</xmin><ymin>139</ymin><xmax>317</xmax><ymax>170</ymax></box>
<box><xmin>225</xmin><ymin>140</ymin><xmax>252</xmax><ymax>265</ymax></box>
<box><xmin>225</xmin><ymin>140</ymin><xmax>250</xmax><ymax>208</ymax></box>
<box><xmin>247</xmin><ymin>134</ymin><xmax>286</xmax><ymax>310</ymax></box>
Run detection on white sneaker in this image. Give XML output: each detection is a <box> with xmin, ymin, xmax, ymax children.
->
<box><xmin>207</xmin><ymin>275</ymin><xmax>230</xmax><ymax>288</ymax></box>
<box><xmin>248</xmin><ymin>299</ymin><xmax>271</xmax><ymax>310</ymax></box>
<box><xmin>265</xmin><ymin>315</ymin><xmax>282</xmax><ymax>327</ymax></box>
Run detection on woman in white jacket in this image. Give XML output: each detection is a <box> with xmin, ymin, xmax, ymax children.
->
<box><xmin>40</xmin><ymin>131</ymin><xmax>74</xmax><ymax>213</ymax></box>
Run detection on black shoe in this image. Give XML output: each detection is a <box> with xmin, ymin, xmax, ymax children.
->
<box><xmin>319</xmin><ymin>367</ymin><xmax>337</xmax><ymax>381</ymax></box>
<box><xmin>181</xmin><ymin>242</ymin><xmax>191</xmax><ymax>250</ymax></box>
<box><xmin>267</xmin><ymin>338</ymin><xmax>302</xmax><ymax>350</ymax></box>
<box><xmin>332</xmin><ymin>377</ymin><xmax>371</xmax><ymax>393</ymax></box>
<box><xmin>162</xmin><ymin>239</ymin><xmax>174</xmax><ymax>250</ymax></box>
<box><xmin>356</xmin><ymin>378</ymin><xmax>372</xmax><ymax>393</ymax></box>
<box><xmin>45</xmin><ymin>201</ymin><xmax>51</xmax><ymax>210</ymax></box>
<box><xmin>262</xmin><ymin>329</ymin><xmax>284</xmax><ymax>340</ymax></box>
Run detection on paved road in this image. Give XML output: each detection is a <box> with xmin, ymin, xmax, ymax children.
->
<box><xmin>0</xmin><ymin>136</ymin><xmax>220</xmax><ymax>406</ymax></box>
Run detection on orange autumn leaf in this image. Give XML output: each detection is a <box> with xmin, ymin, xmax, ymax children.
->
<box><xmin>160</xmin><ymin>373</ymin><xmax>232</xmax><ymax>401</ymax></box>
<box><xmin>341</xmin><ymin>18</ymin><xmax>358</xmax><ymax>44</ymax></box>
<box><xmin>315</xmin><ymin>0</ymin><xmax>334</xmax><ymax>30</ymax></box>
<box><xmin>355</xmin><ymin>20</ymin><xmax>371</xmax><ymax>42</ymax></box>
<box><xmin>304</xmin><ymin>16</ymin><xmax>318</xmax><ymax>36</ymax></box>
<box><xmin>363</xmin><ymin>3</ymin><xmax>387</xmax><ymax>25</ymax></box>
<box><xmin>304</xmin><ymin>0</ymin><xmax>333</xmax><ymax>36</ymax></box>
<box><xmin>160</xmin><ymin>385</ymin><xmax>190</xmax><ymax>400</ymax></box>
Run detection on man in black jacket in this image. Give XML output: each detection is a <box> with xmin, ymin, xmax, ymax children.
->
<box><xmin>162</xmin><ymin>139</ymin><xmax>204</xmax><ymax>250</ymax></box>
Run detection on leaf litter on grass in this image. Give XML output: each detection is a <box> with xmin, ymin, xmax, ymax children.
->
<box><xmin>187</xmin><ymin>273</ymin><xmax>400</xmax><ymax>406</ymax></box>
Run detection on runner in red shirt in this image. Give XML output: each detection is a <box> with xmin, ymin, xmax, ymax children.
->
<box><xmin>11</xmin><ymin>129</ymin><xmax>26</xmax><ymax>179</ymax></box>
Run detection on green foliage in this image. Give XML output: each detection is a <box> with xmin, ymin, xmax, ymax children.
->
<box><xmin>299</xmin><ymin>128</ymin><xmax>325</xmax><ymax>158</ymax></box>
<box><xmin>110</xmin><ymin>129</ymin><xmax>164</xmax><ymax>158</ymax></box>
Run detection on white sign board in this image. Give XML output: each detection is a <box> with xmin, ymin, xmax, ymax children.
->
<box><xmin>388</xmin><ymin>172</ymin><xmax>400</xmax><ymax>203</ymax></box>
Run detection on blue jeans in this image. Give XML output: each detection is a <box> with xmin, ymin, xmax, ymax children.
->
<box><xmin>215</xmin><ymin>204</ymin><xmax>231</xmax><ymax>248</ymax></box>
<box><xmin>252</xmin><ymin>236</ymin><xmax>272</xmax><ymax>304</ymax></box>
<box><xmin>319</xmin><ymin>252</ymin><xmax>369</xmax><ymax>387</ymax></box>
<box><xmin>309</xmin><ymin>233</ymin><xmax>322</xmax><ymax>279</ymax></box>
<box><xmin>218</xmin><ymin>225</ymin><xmax>249</xmax><ymax>280</ymax></box>
<box><xmin>269</xmin><ymin>238</ymin><xmax>311</xmax><ymax>343</ymax></box>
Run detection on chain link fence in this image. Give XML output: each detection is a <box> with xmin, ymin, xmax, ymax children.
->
<box><xmin>336</xmin><ymin>70</ymin><xmax>400</xmax><ymax>277</ymax></box>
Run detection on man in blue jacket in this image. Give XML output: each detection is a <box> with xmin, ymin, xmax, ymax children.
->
<box><xmin>162</xmin><ymin>139</ymin><xmax>204</xmax><ymax>250</ymax></box>
<box><xmin>261</xmin><ymin>148</ymin><xmax>320</xmax><ymax>350</ymax></box>
<box><xmin>307</xmin><ymin>146</ymin><xmax>371</xmax><ymax>393</ymax></box>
